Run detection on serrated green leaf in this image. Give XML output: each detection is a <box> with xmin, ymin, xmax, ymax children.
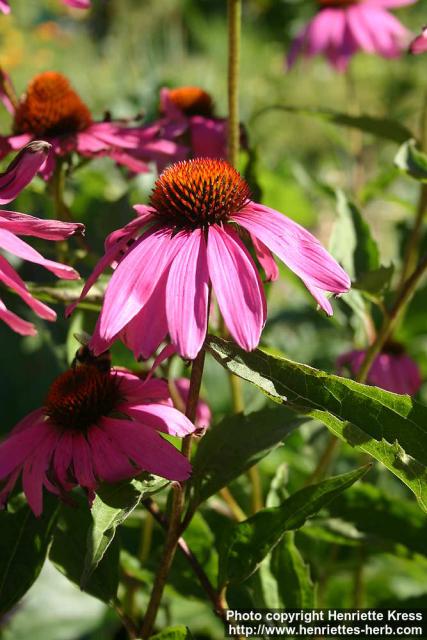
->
<box><xmin>206</xmin><ymin>336</ymin><xmax>427</xmax><ymax>511</ymax></box>
<box><xmin>353</xmin><ymin>265</ymin><xmax>394</xmax><ymax>296</ymax></box>
<box><xmin>218</xmin><ymin>466</ymin><xmax>368</xmax><ymax>586</ymax></box>
<box><xmin>150</xmin><ymin>625</ymin><xmax>194</xmax><ymax>639</ymax></box>
<box><xmin>0</xmin><ymin>498</ymin><xmax>58</xmax><ymax>615</ymax></box>
<box><xmin>82</xmin><ymin>476</ymin><xmax>167</xmax><ymax>587</ymax></box>
<box><xmin>191</xmin><ymin>407</ymin><xmax>304</xmax><ymax>505</ymax></box>
<box><xmin>330</xmin><ymin>190</ymin><xmax>379</xmax><ymax>280</ymax></box>
<box><xmin>259</xmin><ymin>106</ymin><xmax>414</xmax><ymax>144</ymax></box>
<box><xmin>49</xmin><ymin>497</ymin><xmax>119</xmax><ymax>605</ymax></box>
<box><xmin>271</xmin><ymin>532</ymin><xmax>316</xmax><ymax>608</ymax></box>
<box><xmin>395</xmin><ymin>139</ymin><xmax>427</xmax><ymax>181</ymax></box>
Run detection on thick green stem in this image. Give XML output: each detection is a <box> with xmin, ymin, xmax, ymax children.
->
<box><xmin>227</xmin><ymin>0</ymin><xmax>241</xmax><ymax>168</ymax></box>
<box><xmin>140</xmin><ymin>347</ymin><xmax>206</xmax><ymax>639</ymax></box>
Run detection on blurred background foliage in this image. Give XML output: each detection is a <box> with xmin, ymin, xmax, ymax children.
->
<box><xmin>1</xmin><ymin>1</ymin><xmax>427</xmax><ymax>638</ymax></box>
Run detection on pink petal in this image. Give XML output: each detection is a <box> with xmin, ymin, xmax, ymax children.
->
<box><xmin>53</xmin><ymin>431</ymin><xmax>74</xmax><ymax>491</ymax></box>
<box><xmin>410</xmin><ymin>29</ymin><xmax>427</xmax><ymax>55</ymax></box>
<box><xmin>207</xmin><ymin>225</ymin><xmax>266</xmax><ymax>351</ymax></box>
<box><xmin>252</xmin><ymin>235</ymin><xmax>279</xmax><ymax>282</ymax></box>
<box><xmin>145</xmin><ymin>344</ymin><xmax>177</xmax><ymax>382</ymax></box>
<box><xmin>102</xmin><ymin>418</ymin><xmax>192</xmax><ymax>481</ymax></box>
<box><xmin>62</xmin><ymin>0</ymin><xmax>90</xmax><ymax>8</ymax></box>
<box><xmin>22</xmin><ymin>429</ymin><xmax>59</xmax><ymax>516</ymax></box>
<box><xmin>0</xmin><ymin>1</ymin><xmax>10</xmax><ymax>15</ymax></box>
<box><xmin>0</xmin><ymin>67</ymin><xmax>16</xmax><ymax>114</ymax></box>
<box><xmin>166</xmin><ymin>229</ymin><xmax>209</xmax><ymax>359</ymax></box>
<box><xmin>87</xmin><ymin>425</ymin><xmax>136</xmax><ymax>483</ymax></box>
<box><xmin>173</xmin><ymin>378</ymin><xmax>212</xmax><ymax>428</ymax></box>
<box><xmin>0</xmin><ymin>210</ymin><xmax>84</xmax><ymax>240</ymax></box>
<box><xmin>93</xmin><ymin>228</ymin><xmax>185</xmax><ymax>352</ymax></box>
<box><xmin>233</xmin><ymin>203</ymin><xmax>350</xmax><ymax>295</ymax></box>
<box><xmin>0</xmin><ymin>228</ymin><xmax>79</xmax><ymax>279</ymax></box>
<box><xmin>72</xmin><ymin>434</ymin><xmax>97</xmax><ymax>489</ymax></box>
<box><xmin>114</xmin><ymin>369</ymin><xmax>171</xmax><ymax>405</ymax></box>
<box><xmin>189</xmin><ymin>116</ymin><xmax>228</xmax><ymax>158</ymax></box>
<box><xmin>122</xmin><ymin>402</ymin><xmax>196</xmax><ymax>437</ymax></box>
<box><xmin>0</xmin><ymin>255</ymin><xmax>56</xmax><ymax>320</ymax></box>
<box><xmin>0</xmin><ymin>417</ymin><xmax>49</xmax><ymax>481</ymax></box>
<box><xmin>0</xmin><ymin>141</ymin><xmax>51</xmax><ymax>204</ymax></box>
<box><xmin>0</xmin><ymin>297</ymin><xmax>36</xmax><ymax>335</ymax></box>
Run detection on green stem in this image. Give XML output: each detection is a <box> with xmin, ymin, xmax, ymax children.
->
<box><xmin>227</xmin><ymin>0</ymin><xmax>241</xmax><ymax>168</ymax></box>
<box><xmin>140</xmin><ymin>347</ymin><xmax>206</xmax><ymax>639</ymax></box>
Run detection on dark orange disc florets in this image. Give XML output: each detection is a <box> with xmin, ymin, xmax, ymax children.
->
<box><xmin>44</xmin><ymin>364</ymin><xmax>122</xmax><ymax>432</ymax></box>
<box><xmin>168</xmin><ymin>87</ymin><xmax>214</xmax><ymax>117</ymax></box>
<box><xmin>13</xmin><ymin>71</ymin><xmax>93</xmax><ymax>137</ymax></box>
<box><xmin>150</xmin><ymin>158</ymin><xmax>250</xmax><ymax>229</ymax></box>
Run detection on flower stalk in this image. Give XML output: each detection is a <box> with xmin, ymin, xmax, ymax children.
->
<box><xmin>227</xmin><ymin>0</ymin><xmax>241</xmax><ymax>168</ymax></box>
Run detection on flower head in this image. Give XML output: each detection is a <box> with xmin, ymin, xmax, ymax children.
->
<box><xmin>68</xmin><ymin>158</ymin><xmax>350</xmax><ymax>360</ymax></box>
<box><xmin>160</xmin><ymin>86</ymin><xmax>232</xmax><ymax>159</ymax></box>
<box><xmin>0</xmin><ymin>141</ymin><xmax>83</xmax><ymax>335</ymax></box>
<box><xmin>288</xmin><ymin>0</ymin><xmax>416</xmax><ymax>72</ymax></box>
<box><xmin>337</xmin><ymin>342</ymin><xmax>422</xmax><ymax>395</ymax></box>
<box><xmin>0</xmin><ymin>71</ymin><xmax>185</xmax><ymax>179</ymax></box>
<box><xmin>0</xmin><ymin>363</ymin><xmax>195</xmax><ymax>516</ymax></box>
<box><xmin>409</xmin><ymin>26</ymin><xmax>427</xmax><ymax>54</ymax></box>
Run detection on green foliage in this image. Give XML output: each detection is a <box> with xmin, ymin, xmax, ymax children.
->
<box><xmin>395</xmin><ymin>139</ymin><xmax>427</xmax><ymax>181</ymax></box>
<box><xmin>270</xmin><ymin>533</ymin><xmax>316</xmax><ymax>608</ymax></box>
<box><xmin>0</xmin><ymin>498</ymin><xmax>58</xmax><ymax>616</ymax></box>
<box><xmin>217</xmin><ymin>466</ymin><xmax>368</xmax><ymax>587</ymax></box>
<box><xmin>150</xmin><ymin>626</ymin><xmax>194</xmax><ymax>639</ymax></box>
<box><xmin>49</xmin><ymin>496</ymin><xmax>119</xmax><ymax>605</ymax></box>
<box><xmin>191</xmin><ymin>406</ymin><xmax>305</xmax><ymax>505</ymax></box>
<box><xmin>207</xmin><ymin>336</ymin><xmax>427</xmax><ymax>510</ymax></box>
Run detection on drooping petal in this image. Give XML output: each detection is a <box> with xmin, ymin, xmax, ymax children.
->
<box><xmin>251</xmin><ymin>235</ymin><xmax>279</xmax><ymax>282</ymax></box>
<box><xmin>0</xmin><ymin>419</ymin><xmax>49</xmax><ymax>480</ymax></box>
<box><xmin>232</xmin><ymin>203</ymin><xmax>350</xmax><ymax>303</ymax></box>
<box><xmin>62</xmin><ymin>0</ymin><xmax>90</xmax><ymax>7</ymax></box>
<box><xmin>0</xmin><ymin>255</ymin><xmax>56</xmax><ymax>320</ymax></box>
<box><xmin>92</xmin><ymin>228</ymin><xmax>185</xmax><ymax>353</ymax></box>
<box><xmin>0</xmin><ymin>228</ymin><xmax>79</xmax><ymax>279</ymax></box>
<box><xmin>22</xmin><ymin>429</ymin><xmax>59</xmax><ymax>516</ymax></box>
<box><xmin>123</xmin><ymin>402</ymin><xmax>196</xmax><ymax>437</ymax></box>
<box><xmin>166</xmin><ymin>229</ymin><xmax>209</xmax><ymax>359</ymax></box>
<box><xmin>0</xmin><ymin>210</ymin><xmax>84</xmax><ymax>240</ymax></box>
<box><xmin>410</xmin><ymin>28</ymin><xmax>427</xmax><ymax>55</ymax></box>
<box><xmin>87</xmin><ymin>425</ymin><xmax>136</xmax><ymax>483</ymax></box>
<box><xmin>207</xmin><ymin>224</ymin><xmax>266</xmax><ymax>351</ymax></box>
<box><xmin>173</xmin><ymin>378</ymin><xmax>212</xmax><ymax>429</ymax></box>
<box><xmin>115</xmin><ymin>370</ymin><xmax>171</xmax><ymax>405</ymax></box>
<box><xmin>0</xmin><ymin>1</ymin><xmax>10</xmax><ymax>15</ymax></box>
<box><xmin>0</xmin><ymin>141</ymin><xmax>50</xmax><ymax>204</ymax></box>
<box><xmin>72</xmin><ymin>433</ymin><xmax>97</xmax><ymax>489</ymax></box>
<box><xmin>53</xmin><ymin>431</ymin><xmax>74</xmax><ymax>491</ymax></box>
<box><xmin>0</xmin><ymin>298</ymin><xmax>36</xmax><ymax>335</ymax></box>
<box><xmin>102</xmin><ymin>418</ymin><xmax>192</xmax><ymax>481</ymax></box>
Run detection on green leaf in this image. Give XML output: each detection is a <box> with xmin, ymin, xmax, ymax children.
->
<box><xmin>395</xmin><ymin>139</ymin><xmax>427</xmax><ymax>181</ymax></box>
<box><xmin>206</xmin><ymin>336</ymin><xmax>427</xmax><ymax>511</ymax></box>
<box><xmin>258</xmin><ymin>106</ymin><xmax>414</xmax><ymax>144</ymax></box>
<box><xmin>82</xmin><ymin>476</ymin><xmax>167</xmax><ymax>587</ymax></box>
<box><xmin>328</xmin><ymin>483</ymin><xmax>427</xmax><ymax>557</ymax></box>
<box><xmin>150</xmin><ymin>626</ymin><xmax>194</xmax><ymax>639</ymax></box>
<box><xmin>271</xmin><ymin>533</ymin><xmax>316</xmax><ymax>608</ymax></box>
<box><xmin>0</xmin><ymin>499</ymin><xmax>58</xmax><ymax>615</ymax></box>
<box><xmin>49</xmin><ymin>497</ymin><xmax>119</xmax><ymax>605</ymax></box>
<box><xmin>218</xmin><ymin>466</ymin><xmax>368</xmax><ymax>587</ymax></box>
<box><xmin>191</xmin><ymin>407</ymin><xmax>304</xmax><ymax>505</ymax></box>
<box><xmin>331</xmin><ymin>189</ymin><xmax>379</xmax><ymax>279</ymax></box>
<box><xmin>352</xmin><ymin>265</ymin><xmax>394</xmax><ymax>296</ymax></box>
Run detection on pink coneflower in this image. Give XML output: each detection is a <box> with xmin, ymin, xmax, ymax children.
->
<box><xmin>337</xmin><ymin>342</ymin><xmax>422</xmax><ymax>394</ymax></box>
<box><xmin>68</xmin><ymin>158</ymin><xmax>350</xmax><ymax>360</ymax></box>
<box><xmin>0</xmin><ymin>0</ymin><xmax>90</xmax><ymax>13</ymax></box>
<box><xmin>0</xmin><ymin>364</ymin><xmax>195</xmax><ymax>516</ymax></box>
<box><xmin>0</xmin><ymin>141</ymin><xmax>83</xmax><ymax>336</ymax></box>
<box><xmin>160</xmin><ymin>87</ymin><xmax>230</xmax><ymax>159</ymax></box>
<box><xmin>409</xmin><ymin>26</ymin><xmax>427</xmax><ymax>54</ymax></box>
<box><xmin>288</xmin><ymin>0</ymin><xmax>416</xmax><ymax>72</ymax></box>
<box><xmin>0</xmin><ymin>71</ymin><xmax>183</xmax><ymax>178</ymax></box>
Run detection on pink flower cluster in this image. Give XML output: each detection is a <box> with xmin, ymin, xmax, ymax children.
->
<box><xmin>0</xmin><ymin>0</ymin><xmax>90</xmax><ymax>13</ymax></box>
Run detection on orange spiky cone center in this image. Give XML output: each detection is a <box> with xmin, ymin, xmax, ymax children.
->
<box><xmin>168</xmin><ymin>87</ymin><xmax>214</xmax><ymax>117</ymax></box>
<box><xmin>13</xmin><ymin>71</ymin><xmax>93</xmax><ymax>137</ymax></box>
<box><xmin>150</xmin><ymin>158</ymin><xmax>250</xmax><ymax>230</ymax></box>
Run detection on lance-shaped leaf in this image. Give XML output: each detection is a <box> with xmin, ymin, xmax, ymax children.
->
<box><xmin>82</xmin><ymin>475</ymin><xmax>167</xmax><ymax>587</ymax></box>
<box><xmin>218</xmin><ymin>466</ymin><xmax>368</xmax><ymax>587</ymax></box>
<box><xmin>395</xmin><ymin>139</ymin><xmax>427</xmax><ymax>182</ymax></box>
<box><xmin>191</xmin><ymin>406</ymin><xmax>305</xmax><ymax>505</ymax></box>
<box><xmin>151</xmin><ymin>627</ymin><xmax>194</xmax><ymax>639</ymax></box>
<box><xmin>256</xmin><ymin>105</ymin><xmax>414</xmax><ymax>144</ymax></box>
<box><xmin>271</xmin><ymin>533</ymin><xmax>316</xmax><ymax>608</ymax></box>
<box><xmin>49</xmin><ymin>497</ymin><xmax>119</xmax><ymax>605</ymax></box>
<box><xmin>0</xmin><ymin>498</ymin><xmax>58</xmax><ymax>615</ymax></box>
<box><xmin>207</xmin><ymin>336</ymin><xmax>427</xmax><ymax>511</ymax></box>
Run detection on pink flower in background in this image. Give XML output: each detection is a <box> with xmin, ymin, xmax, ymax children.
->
<box><xmin>0</xmin><ymin>365</ymin><xmax>195</xmax><ymax>516</ymax></box>
<box><xmin>68</xmin><ymin>158</ymin><xmax>350</xmax><ymax>360</ymax></box>
<box><xmin>174</xmin><ymin>378</ymin><xmax>212</xmax><ymax>429</ymax></box>
<box><xmin>160</xmin><ymin>86</ymin><xmax>231</xmax><ymax>159</ymax></box>
<box><xmin>409</xmin><ymin>26</ymin><xmax>427</xmax><ymax>54</ymax></box>
<box><xmin>288</xmin><ymin>0</ymin><xmax>416</xmax><ymax>72</ymax></box>
<box><xmin>0</xmin><ymin>0</ymin><xmax>90</xmax><ymax>13</ymax></box>
<box><xmin>337</xmin><ymin>342</ymin><xmax>422</xmax><ymax>395</ymax></box>
<box><xmin>0</xmin><ymin>141</ymin><xmax>83</xmax><ymax>336</ymax></box>
<box><xmin>0</xmin><ymin>71</ymin><xmax>184</xmax><ymax>179</ymax></box>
